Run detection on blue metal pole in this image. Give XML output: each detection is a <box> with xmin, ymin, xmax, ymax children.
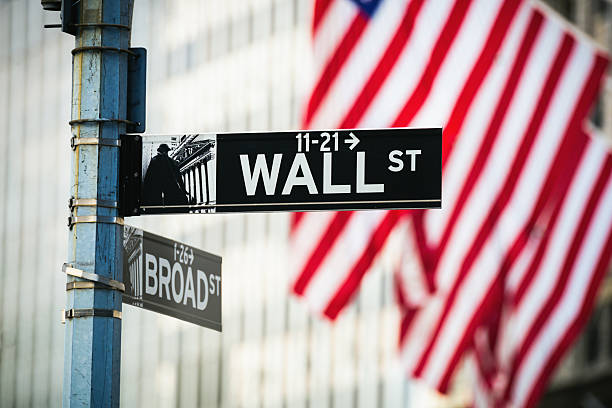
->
<box><xmin>64</xmin><ymin>0</ymin><xmax>133</xmax><ymax>406</ymax></box>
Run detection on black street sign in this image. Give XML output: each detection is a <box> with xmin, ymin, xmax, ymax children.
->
<box><xmin>122</xmin><ymin>225</ymin><xmax>222</xmax><ymax>331</ymax></box>
<box><xmin>133</xmin><ymin>128</ymin><xmax>441</xmax><ymax>214</ymax></box>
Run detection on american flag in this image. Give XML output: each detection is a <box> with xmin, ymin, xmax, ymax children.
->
<box><xmin>290</xmin><ymin>0</ymin><xmax>612</xmax><ymax>406</ymax></box>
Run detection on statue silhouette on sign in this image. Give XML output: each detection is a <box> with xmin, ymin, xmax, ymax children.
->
<box><xmin>142</xmin><ymin>144</ymin><xmax>190</xmax><ymax>207</ymax></box>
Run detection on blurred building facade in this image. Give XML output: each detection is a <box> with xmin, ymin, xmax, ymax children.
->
<box><xmin>0</xmin><ymin>0</ymin><xmax>610</xmax><ymax>407</ymax></box>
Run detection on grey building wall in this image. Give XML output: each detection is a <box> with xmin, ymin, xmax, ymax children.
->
<box><xmin>0</xmin><ymin>1</ymin><xmax>70</xmax><ymax>406</ymax></box>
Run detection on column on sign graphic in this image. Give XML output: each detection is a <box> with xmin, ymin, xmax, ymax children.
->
<box><xmin>129</xmin><ymin>249</ymin><xmax>142</xmax><ymax>298</ymax></box>
<box><xmin>182</xmin><ymin>162</ymin><xmax>207</xmax><ymax>204</ymax></box>
<box><xmin>123</xmin><ymin>226</ymin><xmax>144</xmax><ymax>299</ymax></box>
<box><xmin>175</xmin><ymin>137</ymin><xmax>216</xmax><ymax>208</ymax></box>
<box><xmin>206</xmin><ymin>156</ymin><xmax>215</xmax><ymax>205</ymax></box>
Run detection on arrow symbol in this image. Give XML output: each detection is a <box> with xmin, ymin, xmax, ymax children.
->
<box><xmin>344</xmin><ymin>132</ymin><xmax>360</xmax><ymax>150</ymax></box>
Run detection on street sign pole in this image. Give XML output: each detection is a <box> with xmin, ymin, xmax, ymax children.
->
<box><xmin>63</xmin><ymin>1</ymin><xmax>134</xmax><ymax>406</ymax></box>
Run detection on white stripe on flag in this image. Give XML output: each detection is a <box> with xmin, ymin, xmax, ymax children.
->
<box><xmin>313</xmin><ymin>0</ymin><xmax>360</xmax><ymax>76</ymax></box>
<box><xmin>310</xmin><ymin>0</ymin><xmax>409</xmax><ymax>128</ymax></box>
<box><xmin>399</xmin><ymin>295</ymin><xmax>445</xmax><ymax>371</ymax></box>
<box><xmin>359</xmin><ymin>0</ymin><xmax>456</xmax><ymax>128</ymax></box>
<box><xmin>302</xmin><ymin>210</ymin><xmax>386</xmax><ymax>313</ymax></box>
<box><xmin>411</xmin><ymin>0</ymin><xmax>504</xmax><ymax>128</ymax></box>
<box><xmin>396</xmin><ymin>220</ymin><xmax>432</xmax><ymax>308</ymax></box>
<box><xmin>435</xmin><ymin>18</ymin><xmax>564</xmax><ymax>289</ymax></box>
<box><xmin>512</xmin><ymin>156</ymin><xmax>612</xmax><ymax>406</ymax></box>
<box><xmin>290</xmin><ymin>211</ymin><xmax>337</xmax><ymax>283</ymax></box>
<box><xmin>424</xmin><ymin>3</ymin><xmax>530</xmax><ymax>243</ymax></box>
<box><xmin>511</xmin><ymin>137</ymin><xmax>609</xmax><ymax>368</ymax></box>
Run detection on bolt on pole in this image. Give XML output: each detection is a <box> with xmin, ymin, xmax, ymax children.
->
<box><xmin>62</xmin><ymin>0</ymin><xmax>133</xmax><ymax>406</ymax></box>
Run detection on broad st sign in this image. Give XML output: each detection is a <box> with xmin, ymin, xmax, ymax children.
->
<box><xmin>137</xmin><ymin>128</ymin><xmax>441</xmax><ymax>214</ymax></box>
<box><xmin>122</xmin><ymin>225</ymin><xmax>222</xmax><ymax>331</ymax></box>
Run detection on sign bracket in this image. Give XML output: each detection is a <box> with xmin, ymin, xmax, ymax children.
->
<box><xmin>119</xmin><ymin>134</ymin><xmax>143</xmax><ymax>216</ymax></box>
<box><xmin>126</xmin><ymin>47</ymin><xmax>147</xmax><ymax>133</ymax></box>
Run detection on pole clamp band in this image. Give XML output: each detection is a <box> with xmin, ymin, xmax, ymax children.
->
<box><xmin>68</xmin><ymin>215</ymin><xmax>124</xmax><ymax>229</ymax></box>
<box><xmin>69</xmin><ymin>118</ymin><xmax>139</xmax><ymax>127</ymax></box>
<box><xmin>70</xmin><ymin>137</ymin><xmax>121</xmax><ymax>150</ymax></box>
<box><xmin>72</xmin><ymin>45</ymin><xmax>137</xmax><ymax>57</ymax></box>
<box><xmin>62</xmin><ymin>308</ymin><xmax>122</xmax><ymax>323</ymax></box>
<box><xmin>62</xmin><ymin>263</ymin><xmax>125</xmax><ymax>292</ymax></box>
<box><xmin>69</xmin><ymin>197</ymin><xmax>118</xmax><ymax>210</ymax></box>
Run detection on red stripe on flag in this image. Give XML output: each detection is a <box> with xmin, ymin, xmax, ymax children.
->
<box><xmin>410</xmin><ymin>211</ymin><xmax>437</xmax><ymax>293</ymax></box>
<box><xmin>399</xmin><ymin>308</ymin><xmax>418</xmax><ymax>348</ymax></box>
<box><xmin>291</xmin><ymin>212</ymin><xmax>305</xmax><ymax>233</ymax></box>
<box><xmin>323</xmin><ymin>211</ymin><xmax>401</xmax><ymax>318</ymax></box>
<box><xmin>506</xmin><ymin>152</ymin><xmax>612</xmax><ymax>402</ymax></box>
<box><xmin>392</xmin><ymin>0</ymin><xmax>475</xmax><ymax>127</ymax></box>
<box><xmin>304</xmin><ymin>14</ymin><xmax>369</xmax><ymax>127</ymax></box>
<box><xmin>456</xmin><ymin>33</ymin><xmax>575</xmax><ymax>276</ymax></box>
<box><xmin>437</xmin><ymin>129</ymin><xmax>589</xmax><ymax>392</ymax></box>
<box><xmin>473</xmin><ymin>338</ymin><xmax>497</xmax><ymax>391</ymax></box>
<box><xmin>511</xmin><ymin>135</ymin><xmax>588</xmax><ymax>304</ymax></box>
<box><xmin>501</xmin><ymin>129</ymin><xmax>588</xmax><ymax>300</ymax></box>
<box><xmin>339</xmin><ymin>0</ymin><xmax>426</xmax><ymax>128</ymax></box>
<box><xmin>437</xmin><ymin>275</ymin><xmax>504</xmax><ymax>392</ymax></box>
<box><xmin>470</xmin><ymin>55</ymin><xmax>609</xmax><ymax>404</ymax></box>
<box><xmin>512</xmin><ymin>55</ymin><xmax>609</xmax><ymax>304</ymax></box>
<box><xmin>411</xmin><ymin>2</ymin><xmax>526</xmax><ymax>289</ymax></box>
<box><xmin>394</xmin><ymin>267</ymin><xmax>410</xmax><ymax>310</ymax></box>
<box><xmin>496</xmin><ymin>134</ymin><xmax>590</xmax><ymax>401</ymax></box>
<box><xmin>433</xmin><ymin>11</ymin><xmax>543</xmax><ymax>264</ymax></box>
<box><xmin>292</xmin><ymin>211</ymin><xmax>354</xmax><ymax>295</ymax></box>
<box><xmin>312</xmin><ymin>0</ymin><xmax>334</xmax><ymax>35</ymax></box>
<box><xmin>524</xmin><ymin>222</ymin><xmax>612</xmax><ymax>408</ymax></box>
<box><xmin>413</xmin><ymin>32</ymin><xmax>575</xmax><ymax>380</ymax></box>
<box><xmin>442</xmin><ymin>0</ymin><xmax>524</xmax><ymax>165</ymax></box>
